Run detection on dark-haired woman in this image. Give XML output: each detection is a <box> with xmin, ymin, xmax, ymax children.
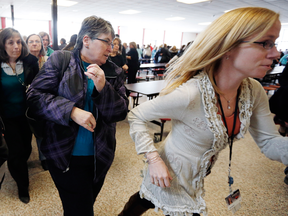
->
<box><xmin>63</xmin><ymin>34</ymin><xmax>77</xmax><ymax>51</ymax></box>
<box><xmin>110</xmin><ymin>37</ymin><xmax>128</xmax><ymax>71</ymax></box>
<box><xmin>0</xmin><ymin>28</ymin><xmax>39</xmax><ymax>203</ymax></box>
<box><xmin>126</xmin><ymin>42</ymin><xmax>139</xmax><ymax>84</ymax></box>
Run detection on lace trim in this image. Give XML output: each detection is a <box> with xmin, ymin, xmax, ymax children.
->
<box><xmin>140</xmin><ymin>185</ymin><xmax>207</xmax><ymax>216</ymax></box>
<box><xmin>195</xmin><ymin>72</ymin><xmax>253</xmax><ymax>203</ymax></box>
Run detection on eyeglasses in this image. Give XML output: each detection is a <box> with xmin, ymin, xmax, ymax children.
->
<box><xmin>28</xmin><ymin>40</ymin><xmax>41</xmax><ymax>44</ymax></box>
<box><xmin>93</xmin><ymin>38</ymin><xmax>113</xmax><ymax>47</ymax></box>
<box><xmin>242</xmin><ymin>40</ymin><xmax>277</xmax><ymax>50</ymax></box>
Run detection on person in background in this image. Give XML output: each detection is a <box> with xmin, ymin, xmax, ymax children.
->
<box><xmin>63</xmin><ymin>34</ymin><xmax>77</xmax><ymax>51</ymax></box>
<box><xmin>22</xmin><ymin>35</ymin><xmax>27</xmax><ymax>43</ymax></box>
<box><xmin>165</xmin><ymin>41</ymin><xmax>193</xmax><ymax>68</ymax></box>
<box><xmin>136</xmin><ymin>44</ymin><xmax>143</xmax><ymax>60</ymax></box>
<box><xmin>115</xmin><ymin>34</ymin><xmax>126</xmax><ymax>64</ymax></box>
<box><xmin>279</xmin><ymin>53</ymin><xmax>288</xmax><ymax>66</ymax></box>
<box><xmin>143</xmin><ymin>44</ymin><xmax>152</xmax><ymax>63</ymax></box>
<box><xmin>123</xmin><ymin>42</ymin><xmax>129</xmax><ymax>54</ymax></box>
<box><xmin>151</xmin><ymin>46</ymin><xmax>158</xmax><ymax>63</ymax></box>
<box><xmin>39</xmin><ymin>31</ymin><xmax>54</xmax><ymax>56</ymax></box>
<box><xmin>155</xmin><ymin>43</ymin><xmax>171</xmax><ymax>63</ymax></box>
<box><xmin>269</xmin><ymin>64</ymin><xmax>288</xmax><ymax>185</ymax></box>
<box><xmin>27</xmin><ymin>16</ymin><xmax>128</xmax><ymax>215</ymax></box>
<box><xmin>169</xmin><ymin>45</ymin><xmax>178</xmax><ymax>59</ymax></box>
<box><xmin>26</xmin><ymin>34</ymin><xmax>47</xmax><ymax>69</ymax></box>
<box><xmin>109</xmin><ymin>37</ymin><xmax>128</xmax><ymax>71</ymax></box>
<box><xmin>26</xmin><ymin>33</ymin><xmax>48</xmax><ymax>170</ymax></box>
<box><xmin>118</xmin><ymin>7</ymin><xmax>288</xmax><ymax>216</ymax></box>
<box><xmin>126</xmin><ymin>42</ymin><xmax>139</xmax><ymax>84</ymax></box>
<box><xmin>58</xmin><ymin>38</ymin><xmax>67</xmax><ymax>50</ymax></box>
<box><xmin>0</xmin><ymin>28</ymin><xmax>39</xmax><ymax>203</ymax></box>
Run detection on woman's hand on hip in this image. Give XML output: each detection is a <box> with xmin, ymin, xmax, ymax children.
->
<box><xmin>85</xmin><ymin>64</ymin><xmax>105</xmax><ymax>92</ymax></box>
<box><xmin>146</xmin><ymin>152</ymin><xmax>173</xmax><ymax>188</ymax></box>
<box><xmin>70</xmin><ymin>107</ymin><xmax>96</xmax><ymax>132</ymax></box>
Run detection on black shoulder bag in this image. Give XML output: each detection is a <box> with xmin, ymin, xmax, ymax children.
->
<box><xmin>26</xmin><ymin>51</ymin><xmax>72</xmax><ymax>139</ymax></box>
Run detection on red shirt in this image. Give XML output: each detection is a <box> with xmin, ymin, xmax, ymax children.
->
<box><xmin>219</xmin><ymin>110</ymin><xmax>241</xmax><ymax>137</ymax></box>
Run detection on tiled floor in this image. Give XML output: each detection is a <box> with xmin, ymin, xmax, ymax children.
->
<box><xmin>0</xmin><ymin>89</ymin><xmax>287</xmax><ymax>216</ymax></box>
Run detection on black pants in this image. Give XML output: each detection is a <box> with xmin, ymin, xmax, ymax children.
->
<box><xmin>47</xmin><ymin>156</ymin><xmax>106</xmax><ymax>216</ymax></box>
<box><xmin>3</xmin><ymin>116</ymin><xmax>32</xmax><ymax>190</ymax></box>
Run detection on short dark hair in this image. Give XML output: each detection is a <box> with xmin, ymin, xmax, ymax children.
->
<box><xmin>0</xmin><ymin>27</ymin><xmax>29</xmax><ymax>63</ymax></box>
<box><xmin>75</xmin><ymin>16</ymin><xmax>115</xmax><ymax>50</ymax></box>
<box><xmin>60</xmin><ymin>38</ymin><xmax>66</xmax><ymax>44</ymax></box>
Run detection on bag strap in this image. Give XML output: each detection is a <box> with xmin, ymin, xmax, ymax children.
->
<box><xmin>59</xmin><ymin>50</ymin><xmax>72</xmax><ymax>79</ymax></box>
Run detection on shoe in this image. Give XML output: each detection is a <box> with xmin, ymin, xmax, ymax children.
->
<box><xmin>18</xmin><ymin>187</ymin><xmax>30</xmax><ymax>204</ymax></box>
<box><xmin>41</xmin><ymin>160</ymin><xmax>48</xmax><ymax>171</ymax></box>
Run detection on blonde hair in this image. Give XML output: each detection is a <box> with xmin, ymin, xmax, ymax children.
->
<box><xmin>161</xmin><ymin>7</ymin><xmax>279</xmax><ymax>95</ymax></box>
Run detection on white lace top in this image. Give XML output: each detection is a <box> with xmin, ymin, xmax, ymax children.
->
<box><xmin>128</xmin><ymin>72</ymin><xmax>288</xmax><ymax>216</ymax></box>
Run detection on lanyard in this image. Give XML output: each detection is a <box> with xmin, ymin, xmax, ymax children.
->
<box><xmin>218</xmin><ymin>91</ymin><xmax>239</xmax><ymax>194</ymax></box>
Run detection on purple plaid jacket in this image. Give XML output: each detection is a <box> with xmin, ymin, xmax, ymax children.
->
<box><xmin>27</xmin><ymin>50</ymin><xmax>128</xmax><ymax>182</ymax></box>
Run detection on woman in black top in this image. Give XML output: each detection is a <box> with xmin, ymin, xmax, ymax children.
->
<box><xmin>109</xmin><ymin>38</ymin><xmax>128</xmax><ymax>71</ymax></box>
<box><xmin>0</xmin><ymin>28</ymin><xmax>39</xmax><ymax>204</ymax></box>
<box><xmin>126</xmin><ymin>42</ymin><xmax>139</xmax><ymax>84</ymax></box>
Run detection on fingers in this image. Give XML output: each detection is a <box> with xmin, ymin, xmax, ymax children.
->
<box><xmin>85</xmin><ymin>64</ymin><xmax>103</xmax><ymax>78</ymax></box>
<box><xmin>151</xmin><ymin>178</ymin><xmax>170</xmax><ymax>188</ymax></box>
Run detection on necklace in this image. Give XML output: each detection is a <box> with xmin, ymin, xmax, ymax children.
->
<box><xmin>7</xmin><ymin>62</ymin><xmax>16</xmax><ymax>74</ymax></box>
<box><xmin>221</xmin><ymin>94</ymin><xmax>237</xmax><ymax>110</ymax></box>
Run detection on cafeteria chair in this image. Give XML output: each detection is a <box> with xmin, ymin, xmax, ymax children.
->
<box><xmin>152</xmin><ymin>118</ymin><xmax>171</xmax><ymax>142</ymax></box>
<box><xmin>129</xmin><ymin>92</ymin><xmax>142</xmax><ymax>108</ymax></box>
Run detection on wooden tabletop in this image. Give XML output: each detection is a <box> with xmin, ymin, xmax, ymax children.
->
<box><xmin>125</xmin><ymin>80</ymin><xmax>166</xmax><ymax>96</ymax></box>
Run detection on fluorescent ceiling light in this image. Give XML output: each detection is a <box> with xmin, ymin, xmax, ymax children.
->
<box><xmin>198</xmin><ymin>22</ymin><xmax>211</xmax><ymax>25</ymax></box>
<box><xmin>51</xmin><ymin>0</ymin><xmax>78</xmax><ymax>7</ymax></box>
<box><xmin>119</xmin><ymin>10</ymin><xmax>141</xmax><ymax>15</ymax></box>
<box><xmin>281</xmin><ymin>23</ymin><xmax>288</xmax><ymax>25</ymax></box>
<box><xmin>166</xmin><ymin>17</ymin><xmax>185</xmax><ymax>21</ymax></box>
<box><xmin>177</xmin><ymin>0</ymin><xmax>211</xmax><ymax>4</ymax></box>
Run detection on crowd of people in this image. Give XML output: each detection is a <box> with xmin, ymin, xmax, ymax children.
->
<box><xmin>0</xmin><ymin>6</ymin><xmax>287</xmax><ymax>216</ymax></box>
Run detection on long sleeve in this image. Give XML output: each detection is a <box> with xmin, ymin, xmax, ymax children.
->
<box><xmin>27</xmin><ymin>51</ymin><xmax>77</xmax><ymax>126</ymax></box>
<box><xmin>248</xmin><ymin>80</ymin><xmax>288</xmax><ymax>166</ymax></box>
<box><xmin>91</xmin><ymin>66</ymin><xmax>128</xmax><ymax>124</ymax></box>
<box><xmin>128</xmin><ymin>81</ymin><xmax>192</xmax><ymax>155</ymax></box>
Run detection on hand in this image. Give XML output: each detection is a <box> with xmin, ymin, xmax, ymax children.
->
<box><xmin>122</xmin><ymin>64</ymin><xmax>128</xmax><ymax>71</ymax></box>
<box><xmin>146</xmin><ymin>152</ymin><xmax>173</xmax><ymax>188</ymax></box>
<box><xmin>84</xmin><ymin>64</ymin><xmax>105</xmax><ymax>92</ymax></box>
<box><xmin>70</xmin><ymin>107</ymin><xmax>96</xmax><ymax>132</ymax></box>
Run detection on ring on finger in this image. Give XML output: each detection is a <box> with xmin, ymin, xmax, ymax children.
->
<box><xmin>88</xmin><ymin>123</ymin><xmax>92</xmax><ymax>127</ymax></box>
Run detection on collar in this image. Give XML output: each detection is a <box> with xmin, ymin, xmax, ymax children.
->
<box><xmin>1</xmin><ymin>61</ymin><xmax>24</xmax><ymax>76</ymax></box>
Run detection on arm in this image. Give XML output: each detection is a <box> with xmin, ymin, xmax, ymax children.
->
<box><xmin>248</xmin><ymin>80</ymin><xmax>288</xmax><ymax>166</ymax></box>
<box><xmin>128</xmin><ymin>83</ymin><xmax>192</xmax><ymax>187</ymax></box>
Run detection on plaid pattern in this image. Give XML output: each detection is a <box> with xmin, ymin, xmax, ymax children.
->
<box><xmin>27</xmin><ymin>50</ymin><xmax>128</xmax><ymax>182</ymax></box>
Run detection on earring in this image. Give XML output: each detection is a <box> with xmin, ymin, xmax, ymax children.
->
<box><xmin>86</xmin><ymin>46</ymin><xmax>89</xmax><ymax>49</ymax></box>
<box><xmin>226</xmin><ymin>56</ymin><xmax>230</xmax><ymax>60</ymax></box>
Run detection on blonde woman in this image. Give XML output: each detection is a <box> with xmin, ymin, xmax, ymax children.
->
<box><xmin>119</xmin><ymin>7</ymin><xmax>288</xmax><ymax>216</ymax></box>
